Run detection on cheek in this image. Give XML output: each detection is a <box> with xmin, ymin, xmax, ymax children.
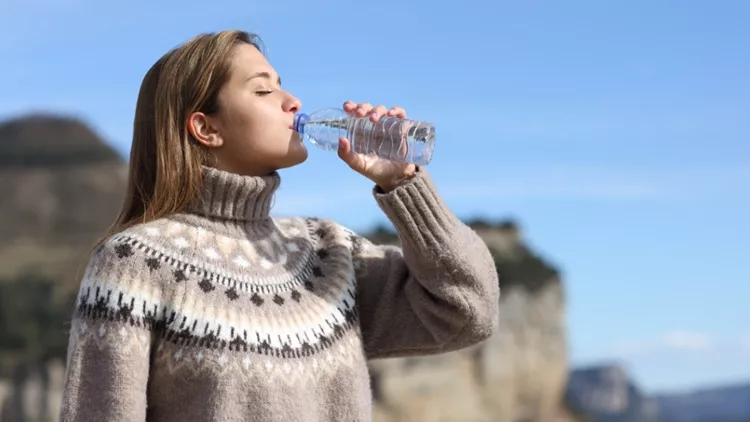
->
<box><xmin>220</xmin><ymin>101</ymin><xmax>262</xmax><ymax>139</ymax></box>
<box><xmin>225</xmin><ymin>106</ymin><xmax>285</xmax><ymax>155</ymax></box>
<box><xmin>246</xmin><ymin>103</ymin><xmax>285</xmax><ymax>138</ymax></box>
<box><xmin>217</xmin><ymin>93</ymin><xmax>285</xmax><ymax>148</ymax></box>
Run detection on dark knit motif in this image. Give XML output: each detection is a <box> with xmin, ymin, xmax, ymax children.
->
<box><xmin>105</xmin><ymin>227</ymin><xmax>329</xmax><ymax>296</ymax></box>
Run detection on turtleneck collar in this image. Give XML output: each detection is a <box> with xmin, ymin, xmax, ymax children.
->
<box><xmin>188</xmin><ymin>166</ymin><xmax>280</xmax><ymax>222</ymax></box>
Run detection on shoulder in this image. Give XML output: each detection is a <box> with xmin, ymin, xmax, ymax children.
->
<box><xmin>82</xmin><ymin>218</ymin><xmax>177</xmax><ymax>280</ymax></box>
<box><xmin>73</xmin><ymin>220</ymin><xmax>176</xmax><ymax>327</ymax></box>
<box><xmin>295</xmin><ymin>217</ymin><xmax>395</xmax><ymax>259</ymax></box>
<box><xmin>293</xmin><ymin>216</ymin><xmax>361</xmax><ymax>246</ymax></box>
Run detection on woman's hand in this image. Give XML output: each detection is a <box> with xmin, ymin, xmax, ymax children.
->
<box><xmin>337</xmin><ymin>100</ymin><xmax>417</xmax><ymax>192</ymax></box>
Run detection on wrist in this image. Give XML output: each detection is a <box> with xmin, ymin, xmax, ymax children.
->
<box><xmin>377</xmin><ymin>165</ymin><xmax>418</xmax><ymax>193</ymax></box>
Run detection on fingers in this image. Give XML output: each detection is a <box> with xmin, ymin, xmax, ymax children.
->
<box><xmin>343</xmin><ymin>101</ymin><xmax>407</xmax><ymax>121</ymax></box>
<box><xmin>343</xmin><ymin>101</ymin><xmax>358</xmax><ymax>113</ymax></box>
<box><xmin>387</xmin><ymin>106</ymin><xmax>407</xmax><ymax>119</ymax></box>
<box><xmin>343</xmin><ymin>101</ymin><xmax>374</xmax><ymax>118</ymax></box>
<box><xmin>368</xmin><ymin>105</ymin><xmax>389</xmax><ymax>122</ymax></box>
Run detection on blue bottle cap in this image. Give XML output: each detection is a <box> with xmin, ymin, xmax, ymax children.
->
<box><xmin>293</xmin><ymin>113</ymin><xmax>308</xmax><ymax>134</ymax></box>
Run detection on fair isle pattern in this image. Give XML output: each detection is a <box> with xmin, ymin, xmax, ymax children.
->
<box><xmin>67</xmin><ymin>315</ymin><xmax>365</xmax><ymax>386</ymax></box>
<box><xmin>151</xmin><ymin>331</ymin><xmax>366</xmax><ymax>387</ymax></box>
<box><xmin>109</xmin><ymin>222</ymin><xmax>324</xmax><ymax>295</ymax></box>
<box><xmin>73</xmin><ymin>217</ymin><xmax>363</xmax><ymax>359</ymax></box>
<box><xmin>124</xmin><ymin>217</ymin><xmax>331</xmax><ymax>289</ymax></box>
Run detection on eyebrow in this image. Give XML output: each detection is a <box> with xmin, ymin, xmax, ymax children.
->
<box><xmin>246</xmin><ymin>71</ymin><xmax>282</xmax><ymax>85</ymax></box>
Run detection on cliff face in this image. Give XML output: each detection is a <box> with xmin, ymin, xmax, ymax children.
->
<box><xmin>364</xmin><ymin>222</ymin><xmax>571</xmax><ymax>422</ymax></box>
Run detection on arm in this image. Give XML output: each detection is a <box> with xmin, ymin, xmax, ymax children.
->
<box><xmin>351</xmin><ymin>168</ymin><xmax>500</xmax><ymax>360</ymax></box>
<box><xmin>60</xmin><ymin>242</ymin><xmax>153</xmax><ymax>422</ymax></box>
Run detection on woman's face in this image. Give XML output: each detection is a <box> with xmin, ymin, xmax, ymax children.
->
<box><xmin>190</xmin><ymin>43</ymin><xmax>307</xmax><ymax>176</ymax></box>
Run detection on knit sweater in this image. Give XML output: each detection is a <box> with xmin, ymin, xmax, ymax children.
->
<box><xmin>59</xmin><ymin>166</ymin><xmax>500</xmax><ymax>422</ymax></box>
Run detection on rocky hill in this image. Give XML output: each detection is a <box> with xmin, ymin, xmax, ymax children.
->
<box><xmin>0</xmin><ymin>114</ymin><xmax>127</xmax><ymax>287</ymax></box>
<box><xmin>0</xmin><ymin>114</ymin><xmax>129</xmax><ymax>421</ymax></box>
<box><xmin>566</xmin><ymin>365</ymin><xmax>662</xmax><ymax>422</ymax></box>
<box><xmin>0</xmin><ymin>114</ymin><xmax>579</xmax><ymax>421</ymax></box>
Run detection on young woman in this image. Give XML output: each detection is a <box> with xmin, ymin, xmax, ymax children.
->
<box><xmin>60</xmin><ymin>30</ymin><xmax>499</xmax><ymax>422</ymax></box>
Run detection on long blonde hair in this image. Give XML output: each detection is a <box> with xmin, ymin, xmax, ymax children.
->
<box><xmin>99</xmin><ymin>30</ymin><xmax>263</xmax><ymax>244</ymax></box>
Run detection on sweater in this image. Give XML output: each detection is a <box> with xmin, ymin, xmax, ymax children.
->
<box><xmin>59</xmin><ymin>166</ymin><xmax>500</xmax><ymax>422</ymax></box>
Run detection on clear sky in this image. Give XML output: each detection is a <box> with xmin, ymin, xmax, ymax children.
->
<box><xmin>2</xmin><ymin>0</ymin><xmax>748</xmax><ymax>393</ymax></box>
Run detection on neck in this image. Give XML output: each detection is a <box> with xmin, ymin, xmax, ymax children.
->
<box><xmin>187</xmin><ymin>165</ymin><xmax>281</xmax><ymax>222</ymax></box>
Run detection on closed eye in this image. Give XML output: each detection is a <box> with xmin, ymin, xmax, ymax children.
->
<box><xmin>255</xmin><ymin>90</ymin><xmax>274</xmax><ymax>96</ymax></box>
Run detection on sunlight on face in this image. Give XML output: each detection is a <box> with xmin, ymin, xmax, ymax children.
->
<box><xmin>211</xmin><ymin>43</ymin><xmax>306</xmax><ymax>176</ymax></box>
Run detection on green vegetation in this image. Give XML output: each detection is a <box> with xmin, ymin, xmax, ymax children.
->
<box><xmin>0</xmin><ymin>273</ymin><xmax>76</xmax><ymax>376</ymax></box>
<box><xmin>490</xmin><ymin>246</ymin><xmax>560</xmax><ymax>293</ymax></box>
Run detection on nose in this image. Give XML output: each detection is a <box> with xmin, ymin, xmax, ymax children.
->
<box><xmin>284</xmin><ymin>93</ymin><xmax>302</xmax><ymax>114</ymax></box>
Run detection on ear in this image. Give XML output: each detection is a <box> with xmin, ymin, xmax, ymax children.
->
<box><xmin>188</xmin><ymin>112</ymin><xmax>223</xmax><ymax>148</ymax></box>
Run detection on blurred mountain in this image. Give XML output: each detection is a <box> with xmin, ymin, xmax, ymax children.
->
<box><xmin>654</xmin><ymin>382</ymin><xmax>750</xmax><ymax>422</ymax></box>
<box><xmin>565</xmin><ymin>364</ymin><xmax>661</xmax><ymax>422</ymax></box>
<box><xmin>0</xmin><ymin>114</ymin><xmax>127</xmax><ymax>287</ymax></box>
<box><xmin>0</xmin><ymin>114</ymin><xmax>120</xmax><ymax>166</ymax></box>
<box><xmin>567</xmin><ymin>364</ymin><xmax>750</xmax><ymax>422</ymax></box>
<box><xmin>0</xmin><ymin>114</ymin><xmax>128</xmax><ymax>420</ymax></box>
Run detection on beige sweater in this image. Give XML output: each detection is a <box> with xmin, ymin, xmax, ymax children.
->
<box><xmin>59</xmin><ymin>166</ymin><xmax>500</xmax><ymax>422</ymax></box>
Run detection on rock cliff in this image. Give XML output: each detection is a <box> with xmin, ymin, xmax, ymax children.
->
<box><xmin>365</xmin><ymin>222</ymin><xmax>571</xmax><ymax>422</ymax></box>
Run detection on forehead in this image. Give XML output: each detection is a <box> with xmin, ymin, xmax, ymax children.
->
<box><xmin>230</xmin><ymin>43</ymin><xmax>273</xmax><ymax>75</ymax></box>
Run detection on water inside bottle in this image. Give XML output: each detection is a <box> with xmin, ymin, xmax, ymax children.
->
<box><xmin>306</xmin><ymin>114</ymin><xmax>436</xmax><ymax>165</ymax></box>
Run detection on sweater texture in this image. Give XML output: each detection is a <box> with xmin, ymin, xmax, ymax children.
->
<box><xmin>59</xmin><ymin>166</ymin><xmax>500</xmax><ymax>422</ymax></box>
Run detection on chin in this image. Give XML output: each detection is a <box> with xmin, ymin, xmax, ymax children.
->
<box><xmin>281</xmin><ymin>135</ymin><xmax>309</xmax><ymax>168</ymax></box>
<box><xmin>277</xmin><ymin>146</ymin><xmax>308</xmax><ymax>170</ymax></box>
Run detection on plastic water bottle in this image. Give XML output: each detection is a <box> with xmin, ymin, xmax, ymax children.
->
<box><xmin>293</xmin><ymin>108</ymin><xmax>436</xmax><ymax>165</ymax></box>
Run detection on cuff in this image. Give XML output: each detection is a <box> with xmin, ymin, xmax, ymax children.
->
<box><xmin>373</xmin><ymin>168</ymin><xmax>457</xmax><ymax>251</ymax></box>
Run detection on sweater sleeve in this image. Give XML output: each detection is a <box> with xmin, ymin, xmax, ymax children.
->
<box><xmin>60</xmin><ymin>241</ymin><xmax>154</xmax><ymax>422</ymax></box>
<box><xmin>349</xmin><ymin>168</ymin><xmax>500</xmax><ymax>360</ymax></box>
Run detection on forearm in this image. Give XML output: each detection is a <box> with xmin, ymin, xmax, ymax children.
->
<box><xmin>354</xmin><ymin>169</ymin><xmax>500</xmax><ymax>359</ymax></box>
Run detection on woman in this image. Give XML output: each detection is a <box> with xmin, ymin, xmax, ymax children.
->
<box><xmin>60</xmin><ymin>30</ymin><xmax>499</xmax><ymax>422</ymax></box>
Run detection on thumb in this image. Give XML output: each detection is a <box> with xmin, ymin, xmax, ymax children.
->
<box><xmin>337</xmin><ymin>137</ymin><xmax>361</xmax><ymax>169</ymax></box>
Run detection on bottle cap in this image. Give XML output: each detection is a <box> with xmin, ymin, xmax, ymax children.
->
<box><xmin>293</xmin><ymin>113</ymin><xmax>308</xmax><ymax>134</ymax></box>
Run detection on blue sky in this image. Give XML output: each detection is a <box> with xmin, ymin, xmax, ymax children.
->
<box><xmin>2</xmin><ymin>0</ymin><xmax>748</xmax><ymax>393</ymax></box>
